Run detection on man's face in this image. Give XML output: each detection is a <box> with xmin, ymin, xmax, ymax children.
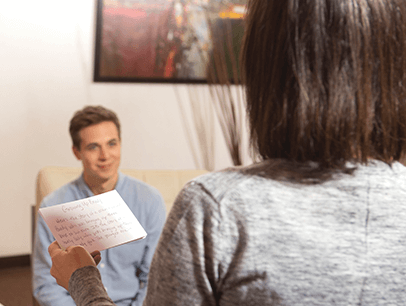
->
<box><xmin>72</xmin><ymin>121</ymin><xmax>121</xmax><ymax>187</ymax></box>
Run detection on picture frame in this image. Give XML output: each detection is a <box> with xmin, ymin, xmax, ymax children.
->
<box><xmin>93</xmin><ymin>0</ymin><xmax>246</xmax><ymax>83</ymax></box>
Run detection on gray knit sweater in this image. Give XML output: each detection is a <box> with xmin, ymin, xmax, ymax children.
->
<box><xmin>69</xmin><ymin>160</ymin><xmax>406</xmax><ymax>305</ymax></box>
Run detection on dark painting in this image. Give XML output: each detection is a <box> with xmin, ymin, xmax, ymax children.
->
<box><xmin>94</xmin><ymin>0</ymin><xmax>246</xmax><ymax>83</ymax></box>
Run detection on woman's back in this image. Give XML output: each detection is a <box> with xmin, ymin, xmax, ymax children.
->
<box><xmin>145</xmin><ymin>160</ymin><xmax>406</xmax><ymax>305</ymax></box>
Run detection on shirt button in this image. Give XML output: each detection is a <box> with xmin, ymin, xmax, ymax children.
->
<box><xmin>100</xmin><ymin>263</ymin><xmax>105</xmax><ymax>268</ymax></box>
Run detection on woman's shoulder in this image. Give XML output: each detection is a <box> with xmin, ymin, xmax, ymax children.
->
<box><xmin>185</xmin><ymin>163</ymin><xmax>274</xmax><ymax>203</ymax></box>
<box><xmin>352</xmin><ymin>160</ymin><xmax>406</xmax><ymax>188</ymax></box>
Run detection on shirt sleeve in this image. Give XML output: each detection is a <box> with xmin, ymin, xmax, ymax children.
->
<box><xmin>32</xmin><ymin>203</ymin><xmax>77</xmax><ymax>306</ymax></box>
<box><xmin>142</xmin><ymin>181</ymin><xmax>230</xmax><ymax>306</ymax></box>
<box><xmin>135</xmin><ymin>190</ymin><xmax>166</xmax><ymax>303</ymax></box>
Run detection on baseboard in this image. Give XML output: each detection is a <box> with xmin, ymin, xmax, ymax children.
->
<box><xmin>0</xmin><ymin>254</ymin><xmax>30</xmax><ymax>269</ymax></box>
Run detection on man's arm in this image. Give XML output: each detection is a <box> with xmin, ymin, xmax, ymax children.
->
<box><xmin>32</xmin><ymin>213</ymin><xmax>77</xmax><ymax>306</ymax></box>
<box><xmin>135</xmin><ymin>192</ymin><xmax>166</xmax><ymax>302</ymax></box>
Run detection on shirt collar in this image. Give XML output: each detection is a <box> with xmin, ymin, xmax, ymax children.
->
<box><xmin>76</xmin><ymin>171</ymin><xmax>123</xmax><ymax>197</ymax></box>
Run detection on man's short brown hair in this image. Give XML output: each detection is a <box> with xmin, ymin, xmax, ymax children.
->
<box><xmin>69</xmin><ymin>105</ymin><xmax>121</xmax><ymax>150</ymax></box>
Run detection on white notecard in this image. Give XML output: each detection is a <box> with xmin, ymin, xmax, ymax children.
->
<box><xmin>39</xmin><ymin>190</ymin><xmax>147</xmax><ymax>253</ymax></box>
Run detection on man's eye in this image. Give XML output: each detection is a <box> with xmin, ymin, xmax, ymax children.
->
<box><xmin>108</xmin><ymin>141</ymin><xmax>117</xmax><ymax>147</ymax></box>
<box><xmin>88</xmin><ymin>145</ymin><xmax>97</xmax><ymax>150</ymax></box>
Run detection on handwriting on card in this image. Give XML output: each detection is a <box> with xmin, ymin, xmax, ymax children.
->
<box><xmin>39</xmin><ymin>190</ymin><xmax>147</xmax><ymax>253</ymax></box>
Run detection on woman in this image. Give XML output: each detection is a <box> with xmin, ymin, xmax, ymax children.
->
<box><xmin>49</xmin><ymin>0</ymin><xmax>406</xmax><ymax>305</ymax></box>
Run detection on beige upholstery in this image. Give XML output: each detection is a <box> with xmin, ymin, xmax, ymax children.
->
<box><xmin>35</xmin><ymin>166</ymin><xmax>208</xmax><ymax>216</ymax></box>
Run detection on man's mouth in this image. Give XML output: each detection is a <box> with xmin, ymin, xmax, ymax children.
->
<box><xmin>98</xmin><ymin>164</ymin><xmax>111</xmax><ymax>170</ymax></box>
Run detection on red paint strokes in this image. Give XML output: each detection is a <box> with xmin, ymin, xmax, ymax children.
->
<box><xmin>104</xmin><ymin>8</ymin><xmax>147</xmax><ymax>19</ymax></box>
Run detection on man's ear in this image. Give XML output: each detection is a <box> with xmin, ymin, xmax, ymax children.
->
<box><xmin>72</xmin><ymin>146</ymin><xmax>81</xmax><ymax>160</ymax></box>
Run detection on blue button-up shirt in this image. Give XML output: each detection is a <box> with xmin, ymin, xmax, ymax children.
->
<box><xmin>33</xmin><ymin>172</ymin><xmax>166</xmax><ymax>306</ymax></box>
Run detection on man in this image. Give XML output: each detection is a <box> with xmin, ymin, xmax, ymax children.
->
<box><xmin>32</xmin><ymin>105</ymin><xmax>166</xmax><ymax>306</ymax></box>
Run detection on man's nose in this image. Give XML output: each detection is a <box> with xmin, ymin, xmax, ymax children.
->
<box><xmin>99</xmin><ymin>147</ymin><xmax>109</xmax><ymax>159</ymax></box>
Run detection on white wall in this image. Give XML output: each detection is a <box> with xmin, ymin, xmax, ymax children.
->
<box><xmin>0</xmin><ymin>0</ymin><xmax>250</xmax><ymax>257</ymax></box>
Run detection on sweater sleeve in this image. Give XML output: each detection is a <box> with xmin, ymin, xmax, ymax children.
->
<box><xmin>142</xmin><ymin>177</ymin><xmax>278</xmax><ymax>306</ymax></box>
<box><xmin>142</xmin><ymin>181</ymin><xmax>228</xmax><ymax>306</ymax></box>
<box><xmin>69</xmin><ymin>266</ymin><xmax>116</xmax><ymax>306</ymax></box>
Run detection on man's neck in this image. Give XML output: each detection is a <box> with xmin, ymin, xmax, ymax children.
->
<box><xmin>83</xmin><ymin>173</ymin><xmax>118</xmax><ymax>195</ymax></box>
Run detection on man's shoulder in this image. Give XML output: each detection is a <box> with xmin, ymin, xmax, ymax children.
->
<box><xmin>118</xmin><ymin>173</ymin><xmax>164</xmax><ymax>204</ymax></box>
<box><xmin>119</xmin><ymin>173</ymin><xmax>159</xmax><ymax>193</ymax></box>
<box><xmin>41</xmin><ymin>177</ymin><xmax>84</xmax><ymax>208</ymax></box>
<box><xmin>119</xmin><ymin>173</ymin><xmax>148</xmax><ymax>187</ymax></box>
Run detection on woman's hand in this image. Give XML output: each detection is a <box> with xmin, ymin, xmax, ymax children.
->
<box><xmin>48</xmin><ymin>241</ymin><xmax>101</xmax><ymax>291</ymax></box>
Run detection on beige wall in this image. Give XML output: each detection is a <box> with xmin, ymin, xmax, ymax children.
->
<box><xmin>0</xmin><ymin>0</ymin><xmax>250</xmax><ymax>257</ymax></box>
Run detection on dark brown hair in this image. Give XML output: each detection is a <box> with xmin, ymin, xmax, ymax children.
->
<box><xmin>69</xmin><ymin>105</ymin><xmax>121</xmax><ymax>149</ymax></box>
<box><xmin>242</xmin><ymin>0</ymin><xmax>406</xmax><ymax>170</ymax></box>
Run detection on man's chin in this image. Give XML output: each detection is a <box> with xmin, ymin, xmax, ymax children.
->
<box><xmin>86</xmin><ymin>170</ymin><xmax>118</xmax><ymax>184</ymax></box>
<box><xmin>96</xmin><ymin>172</ymin><xmax>117</xmax><ymax>182</ymax></box>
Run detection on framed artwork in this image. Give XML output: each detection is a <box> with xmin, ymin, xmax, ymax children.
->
<box><xmin>93</xmin><ymin>0</ymin><xmax>246</xmax><ymax>83</ymax></box>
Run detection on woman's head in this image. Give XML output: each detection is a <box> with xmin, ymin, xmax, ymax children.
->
<box><xmin>242</xmin><ymin>0</ymin><xmax>406</xmax><ymax>167</ymax></box>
